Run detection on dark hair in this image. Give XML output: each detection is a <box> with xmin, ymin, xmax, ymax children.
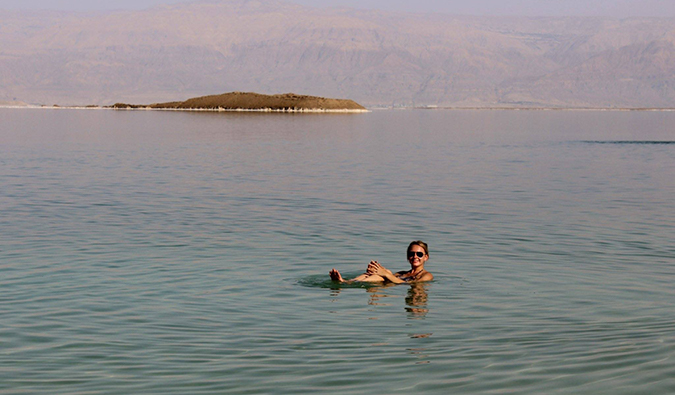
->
<box><xmin>407</xmin><ymin>240</ymin><xmax>429</xmax><ymax>257</ymax></box>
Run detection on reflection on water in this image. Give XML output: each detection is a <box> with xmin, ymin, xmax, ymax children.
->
<box><xmin>405</xmin><ymin>283</ymin><xmax>430</xmax><ymax>318</ymax></box>
<box><xmin>408</xmin><ymin>346</ymin><xmax>432</xmax><ymax>364</ymax></box>
<box><xmin>327</xmin><ymin>280</ymin><xmax>434</xmax><ymax>365</ymax></box>
<box><xmin>327</xmin><ymin>281</ymin><xmax>431</xmax><ymax>318</ymax></box>
<box><xmin>365</xmin><ymin>286</ymin><xmax>391</xmax><ymax>306</ymax></box>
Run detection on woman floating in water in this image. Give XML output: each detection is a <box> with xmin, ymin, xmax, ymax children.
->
<box><xmin>330</xmin><ymin>240</ymin><xmax>434</xmax><ymax>284</ymax></box>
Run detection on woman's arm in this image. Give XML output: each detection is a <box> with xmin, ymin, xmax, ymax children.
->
<box><xmin>368</xmin><ymin>262</ymin><xmax>434</xmax><ymax>283</ymax></box>
<box><xmin>368</xmin><ymin>262</ymin><xmax>407</xmax><ymax>284</ymax></box>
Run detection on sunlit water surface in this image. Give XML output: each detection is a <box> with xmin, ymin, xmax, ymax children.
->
<box><xmin>1</xmin><ymin>108</ymin><xmax>674</xmax><ymax>394</ymax></box>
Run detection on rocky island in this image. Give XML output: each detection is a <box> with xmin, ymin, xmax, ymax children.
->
<box><xmin>111</xmin><ymin>92</ymin><xmax>367</xmax><ymax>112</ymax></box>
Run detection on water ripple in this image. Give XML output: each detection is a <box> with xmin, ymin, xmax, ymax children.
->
<box><xmin>1</xmin><ymin>109</ymin><xmax>674</xmax><ymax>394</ymax></box>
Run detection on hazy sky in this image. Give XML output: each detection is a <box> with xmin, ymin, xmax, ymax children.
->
<box><xmin>2</xmin><ymin>0</ymin><xmax>675</xmax><ymax>17</ymax></box>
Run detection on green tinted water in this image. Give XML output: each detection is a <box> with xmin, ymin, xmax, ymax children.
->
<box><xmin>1</xmin><ymin>108</ymin><xmax>674</xmax><ymax>394</ymax></box>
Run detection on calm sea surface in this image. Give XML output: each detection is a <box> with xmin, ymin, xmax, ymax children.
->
<box><xmin>1</xmin><ymin>108</ymin><xmax>674</xmax><ymax>394</ymax></box>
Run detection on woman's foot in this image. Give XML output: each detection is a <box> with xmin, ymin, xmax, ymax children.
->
<box><xmin>329</xmin><ymin>268</ymin><xmax>344</xmax><ymax>282</ymax></box>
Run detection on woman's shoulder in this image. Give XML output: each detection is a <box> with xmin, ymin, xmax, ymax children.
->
<box><xmin>416</xmin><ymin>270</ymin><xmax>434</xmax><ymax>281</ymax></box>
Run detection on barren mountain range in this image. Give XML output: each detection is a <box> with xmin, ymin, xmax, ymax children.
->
<box><xmin>2</xmin><ymin>0</ymin><xmax>675</xmax><ymax>108</ymax></box>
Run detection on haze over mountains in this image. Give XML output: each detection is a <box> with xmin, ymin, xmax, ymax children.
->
<box><xmin>2</xmin><ymin>0</ymin><xmax>675</xmax><ymax>107</ymax></box>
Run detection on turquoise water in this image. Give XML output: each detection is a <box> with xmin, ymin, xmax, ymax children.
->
<box><xmin>1</xmin><ymin>108</ymin><xmax>674</xmax><ymax>394</ymax></box>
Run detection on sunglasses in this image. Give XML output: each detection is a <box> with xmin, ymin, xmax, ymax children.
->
<box><xmin>407</xmin><ymin>251</ymin><xmax>425</xmax><ymax>258</ymax></box>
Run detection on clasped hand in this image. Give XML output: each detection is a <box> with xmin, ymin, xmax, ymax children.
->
<box><xmin>366</xmin><ymin>260</ymin><xmax>391</xmax><ymax>276</ymax></box>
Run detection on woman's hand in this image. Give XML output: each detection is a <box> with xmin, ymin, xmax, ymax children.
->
<box><xmin>367</xmin><ymin>261</ymin><xmax>391</xmax><ymax>277</ymax></box>
<box><xmin>366</xmin><ymin>260</ymin><xmax>406</xmax><ymax>284</ymax></box>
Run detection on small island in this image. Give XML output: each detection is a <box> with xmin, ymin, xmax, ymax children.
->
<box><xmin>111</xmin><ymin>92</ymin><xmax>367</xmax><ymax>112</ymax></box>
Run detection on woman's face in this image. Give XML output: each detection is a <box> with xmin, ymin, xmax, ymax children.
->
<box><xmin>407</xmin><ymin>245</ymin><xmax>428</xmax><ymax>269</ymax></box>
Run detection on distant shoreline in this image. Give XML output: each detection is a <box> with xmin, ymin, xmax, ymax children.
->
<box><xmin>0</xmin><ymin>105</ymin><xmax>369</xmax><ymax>113</ymax></box>
<box><xmin>10</xmin><ymin>91</ymin><xmax>675</xmax><ymax>112</ymax></box>
<box><xmin>112</xmin><ymin>92</ymin><xmax>368</xmax><ymax>113</ymax></box>
<box><xmin>2</xmin><ymin>105</ymin><xmax>675</xmax><ymax>112</ymax></box>
<box><xmin>1</xmin><ymin>92</ymin><xmax>371</xmax><ymax>113</ymax></box>
<box><xmin>111</xmin><ymin>106</ymin><xmax>370</xmax><ymax>113</ymax></box>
